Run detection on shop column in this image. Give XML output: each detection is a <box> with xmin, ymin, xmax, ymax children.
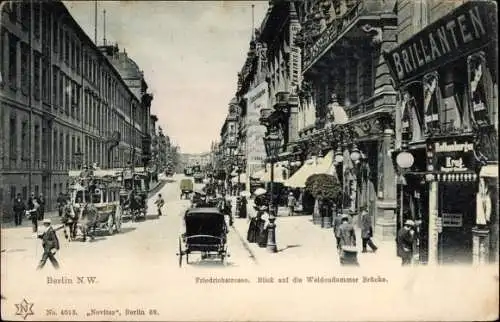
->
<box><xmin>375</xmin><ymin>129</ymin><xmax>397</xmax><ymax>241</ymax></box>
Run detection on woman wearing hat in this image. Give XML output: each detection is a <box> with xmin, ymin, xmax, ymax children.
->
<box><xmin>397</xmin><ymin>219</ymin><xmax>416</xmax><ymax>266</ymax></box>
<box><xmin>256</xmin><ymin>205</ymin><xmax>270</xmax><ymax>248</ymax></box>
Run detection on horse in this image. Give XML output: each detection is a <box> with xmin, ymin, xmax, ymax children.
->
<box><xmin>61</xmin><ymin>204</ymin><xmax>78</xmax><ymax>242</ymax></box>
<box><xmin>79</xmin><ymin>203</ymin><xmax>99</xmax><ymax>241</ymax></box>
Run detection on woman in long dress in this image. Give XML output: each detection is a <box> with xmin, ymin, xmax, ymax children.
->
<box><xmin>257</xmin><ymin>206</ymin><xmax>270</xmax><ymax>248</ymax></box>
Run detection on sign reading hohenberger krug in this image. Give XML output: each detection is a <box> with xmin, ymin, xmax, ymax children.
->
<box><xmin>429</xmin><ymin>138</ymin><xmax>476</xmax><ymax>174</ymax></box>
<box><xmin>384</xmin><ymin>1</ymin><xmax>496</xmax><ymax>84</ymax></box>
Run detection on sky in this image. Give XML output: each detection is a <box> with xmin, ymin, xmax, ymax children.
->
<box><xmin>64</xmin><ymin>1</ymin><xmax>268</xmax><ymax>154</ymax></box>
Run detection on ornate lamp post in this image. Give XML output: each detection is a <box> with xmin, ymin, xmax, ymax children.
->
<box><xmin>263</xmin><ymin>132</ymin><xmax>282</xmax><ymax>253</ymax></box>
<box><xmin>396</xmin><ymin>142</ymin><xmax>415</xmax><ymax>259</ymax></box>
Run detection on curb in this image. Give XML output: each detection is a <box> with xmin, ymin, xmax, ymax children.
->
<box><xmin>231</xmin><ymin>221</ymin><xmax>259</xmax><ymax>265</ymax></box>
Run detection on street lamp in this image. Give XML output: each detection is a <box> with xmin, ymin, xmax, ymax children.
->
<box><xmin>396</xmin><ymin>148</ymin><xmax>414</xmax><ymax>228</ymax></box>
<box><xmin>263</xmin><ymin>131</ymin><xmax>281</xmax><ymax>253</ymax></box>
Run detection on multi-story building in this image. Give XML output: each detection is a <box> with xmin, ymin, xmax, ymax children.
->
<box><xmin>0</xmin><ymin>1</ymin><xmax>152</xmax><ymax>218</ymax></box>
<box><xmin>386</xmin><ymin>0</ymin><xmax>498</xmax><ymax>264</ymax></box>
<box><xmin>285</xmin><ymin>0</ymin><xmax>399</xmax><ymax>240</ymax></box>
<box><xmin>219</xmin><ymin>99</ymin><xmax>240</xmax><ymax>184</ymax></box>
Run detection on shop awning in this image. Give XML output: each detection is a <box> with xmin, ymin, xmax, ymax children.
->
<box><xmin>480</xmin><ymin>164</ymin><xmax>498</xmax><ymax>178</ymax></box>
<box><xmin>231</xmin><ymin>173</ymin><xmax>247</xmax><ymax>184</ymax></box>
<box><xmin>284</xmin><ymin>150</ymin><xmax>334</xmax><ymax>188</ymax></box>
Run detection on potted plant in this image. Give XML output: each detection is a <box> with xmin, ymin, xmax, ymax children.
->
<box><xmin>305</xmin><ymin>174</ymin><xmax>342</xmax><ymax>228</ymax></box>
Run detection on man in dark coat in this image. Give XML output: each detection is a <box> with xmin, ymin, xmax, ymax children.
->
<box><xmin>397</xmin><ymin>219</ymin><xmax>416</xmax><ymax>266</ymax></box>
<box><xmin>37</xmin><ymin>219</ymin><xmax>60</xmax><ymax>270</ymax></box>
<box><xmin>338</xmin><ymin>215</ymin><xmax>356</xmax><ymax>248</ymax></box>
<box><xmin>37</xmin><ymin>193</ymin><xmax>46</xmax><ymax>221</ymax></box>
<box><xmin>360</xmin><ymin>208</ymin><xmax>377</xmax><ymax>253</ymax></box>
<box><xmin>12</xmin><ymin>194</ymin><xmax>26</xmax><ymax>226</ymax></box>
<box><xmin>27</xmin><ymin>193</ymin><xmax>35</xmax><ymax>210</ymax></box>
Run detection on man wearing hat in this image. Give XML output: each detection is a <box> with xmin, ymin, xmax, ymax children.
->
<box><xmin>338</xmin><ymin>214</ymin><xmax>356</xmax><ymax>248</ymax></box>
<box><xmin>360</xmin><ymin>207</ymin><xmax>377</xmax><ymax>253</ymax></box>
<box><xmin>287</xmin><ymin>191</ymin><xmax>296</xmax><ymax>216</ymax></box>
<box><xmin>37</xmin><ymin>219</ymin><xmax>60</xmax><ymax>270</ymax></box>
<box><xmin>397</xmin><ymin>219</ymin><xmax>416</xmax><ymax>266</ymax></box>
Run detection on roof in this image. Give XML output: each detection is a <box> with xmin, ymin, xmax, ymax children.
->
<box><xmin>185</xmin><ymin>208</ymin><xmax>223</xmax><ymax>216</ymax></box>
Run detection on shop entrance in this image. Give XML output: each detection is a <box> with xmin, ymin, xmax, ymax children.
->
<box><xmin>438</xmin><ymin>182</ymin><xmax>476</xmax><ymax>264</ymax></box>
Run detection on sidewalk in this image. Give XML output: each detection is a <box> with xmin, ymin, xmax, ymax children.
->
<box><xmin>230</xmin><ymin>196</ymin><xmax>401</xmax><ymax>269</ymax></box>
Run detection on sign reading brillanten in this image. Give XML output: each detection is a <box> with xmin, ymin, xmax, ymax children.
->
<box><xmin>384</xmin><ymin>1</ymin><xmax>496</xmax><ymax>84</ymax></box>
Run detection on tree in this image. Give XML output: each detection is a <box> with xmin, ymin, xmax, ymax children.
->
<box><xmin>305</xmin><ymin>174</ymin><xmax>342</xmax><ymax>212</ymax></box>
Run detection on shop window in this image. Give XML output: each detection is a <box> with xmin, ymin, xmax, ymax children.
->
<box><xmin>467</xmin><ymin>52</ymin><xmax>495</xmax><ymax>129</ymax></box>
<box><xmin>438</xmin><ymin>65</ymin><xmax>469</xmax><ymax>133</ymax></box>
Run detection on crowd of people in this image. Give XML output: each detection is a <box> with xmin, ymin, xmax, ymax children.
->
<box><xmin>11</xmin><ymin>192</ymin><xmax>50</xmax><ymax>233</ymax></box>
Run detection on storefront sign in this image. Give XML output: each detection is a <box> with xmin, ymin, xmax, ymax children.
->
<box><xmin>429</xmin><ymin>138</ymin><xmax>476</xmax><ymax>173</ymax></box>
<box><xmin>442</xmin><ymin>213</ymin><xmax>463</xmax><ymax>227</ymax></box>
<box><xmin>384</xmin><ymin>1</ymin><xmax>496</xmax><ymax>84</ymax></box>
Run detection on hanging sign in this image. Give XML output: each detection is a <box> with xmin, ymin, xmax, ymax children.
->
<box><xmin>442</xmin><ymin>213</ymin><xmax>463</xmax><ymax>227</ymax></box>
<box><xmin>428</xmin><ymin>137</ymin><xmax>476</xmax><ymax>174</ymax></box>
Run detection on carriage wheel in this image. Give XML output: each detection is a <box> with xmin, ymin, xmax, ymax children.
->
<box><xmin>178</xmin><ymin>238</ymin><xmax>183</xmax><ymax>268</ymax></box>
<box><xmin>107</xmin><ymin>215</ymin><xmax>114</xmax><ymax>236</ymax></box>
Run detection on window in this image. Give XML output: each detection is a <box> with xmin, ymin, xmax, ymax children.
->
<box><xmin>64</xmin><ymin>76</ymin><xmax>70</xmax><ymax>115</ymax></box>
<box><xmin>34</xmin><ymin>53</ymin><xmax>41</xmax><ymax>101</ymax></box>
<box><xmin>64</xmin><ymin>30</ymin><xmax>69</xmax><ymax>64</ymax></box>
<box><xmin>66</xmin><ymin>133</ymin><xmax>70</xmax><ymax>168</ymax></box>
<box><xmin>42</xmin><ymin>59</ymin><xmax>49</xmax><ymax>103</ymax></box>
<box><xmin>52</xmin><ymin>66</ymin><xmax>58</xmax><ymax>108</ymax></box>
<box><xmin>59</xmin><ymin>71</ymin><xmax>64</xmax><ymax>109</ymax></box>
<box><xmin>42</xmin><ymin>125</ymin><xmax>48</xmax><ymax>165</ymax></box>
<box><xmin>8</xmin><ymin>33</ymin><xmax>18</xmax><ymax>88</ymax></box>
<box><xmin>20</xmin><ymin>3</ymin><xmax>30</xmax><ymax>31</ymax></box>
<box><xmin>21</xmin><ymin>120</ymin><xmax>28</xmax><ymax>160</ymax></box>
<box><xmin>20</xmin><ymin>42</ymin><xmax>29</xmax><ymax>94</ymax></box>
<box><xmin>9</xmin><ymin>116</ymin><xmax>16</xmax><ymax>161</ymax></box>
<box><xmin>71</xmin><ymin>136</ymin><xmax>75</xmax><ymax>168</ymax></box>
<box><xmin>10</xmin><ymin>186</ymin><xmax>16</xmax><ymax>202</ymax></box>
<box><xmin>53</xmin><ymin>130</ymin><xmax>58</xmax><ymax>165</ymax></box>
<box><xmin>0</xmin><ymin>28</ymin><xmax>5</xmax><ymax>84</ymax></box>
<box><xmin>59</xmin><ymin>25</ymin><xmax>64</xmax><ymax>55</ymax></box>
<box><xmin>9</xmin><ymin>3</ymin><xmax>17</xmax><ymax>23</ymax></box>
<box><xmin>59</xmin><ymin>183</ymin><xmax>63</xmax><ymax>195</ymax></box>
<box><xmin>413</xmin><ymin>0</ymin><xmax>429</xmax><ymax>32</ymax></box>
<box><xmin>53</xmin><ymin>20</ymin><xmax>58</xmax><ymax>53</ymax></box>
<box><xmin>34</xmin><ymin>3</ymin><xmax>40</xmax><ymax>39</ymax></box>
<box><xmin>22</xmin><ymin>187</ymin><xmax>27</xmax><ymax>201</ymax></box>
<box><xmin>59</xmin><ymin>132</ymin><xmax>64</xmax><ymax>164</ymax></box>
<box><xmin>35</xmin><ymin>185</ymin><xmax>39</xmax><ymax>196</ymax></box>
<box><xmin>34</xmin><ymin>124</ymin><xmax>40</xmax><ymax>163</ymax></box>
<box><xmin>53</xmin><ymin>183</ymin><xmax>57</xmax><ymax>197</ymax></box>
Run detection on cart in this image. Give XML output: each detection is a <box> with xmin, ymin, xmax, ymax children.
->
<box><xmin>176</xmin><ymin>208</ymin><xmax>229</xmax><ymax>267</ymax></box>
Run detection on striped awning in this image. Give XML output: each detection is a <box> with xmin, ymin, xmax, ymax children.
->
<box><xmin>437</xmin><ymin>172</ymin><xmax>477</xmax><ymax>182</ymax></box>
<box><xmin>480</xmin><ymin>165</ymin><xmax>498</xmax><ymax>178</ymax></box>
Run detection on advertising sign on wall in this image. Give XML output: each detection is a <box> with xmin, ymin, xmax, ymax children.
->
<box><xmin>244</xmin><ymin>82</ymin><xmax>268</xmax><ymax>176</ymax></box>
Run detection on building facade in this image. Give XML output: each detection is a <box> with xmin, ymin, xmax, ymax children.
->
<box><xmin>386</xmin><ymin>0</ymin><xmax>498</xmax><ymax>264</ymax></box>
<box><xmin>0</xmin><ymin>1</ymin><xmax>152</xmax><ymax>218</ymax></box>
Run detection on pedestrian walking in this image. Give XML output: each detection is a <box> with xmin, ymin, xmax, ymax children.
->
<box><xmin>397</xmin><ymin>219</ymin><xmax>416</xmax><ymax>266</ymax></box>
<box><xmin>27</xmin><ymin>198</ymin><xmax>40</xmax><ymax>233</ymax></box>
<box><xmin>12</xmin><ymin>194</ymin><xmax>26</xmax><ymax>226</ymax></box>
<box><xmin>27</xmin><ymin>193</ymin><xmax>35</xmax><ymax>210</ymax></box>
<box><xmin>287</xmin><ymin>192</ymin><xmax>296</xmax><ymax>216</ymax></box>
<box><xmin>338</xmin><ymin>214</ymin><xmax>356</xmax><ymax>248</ymax></box>
<box><xmin>36</xmin><ymin>219</ymin><xmax>60</xmax><ymax>270</ymax></box>
<box><xmin>239</xmin><ymin>196</ymin><xmax>248</xmax><ymax>218</ymax></box>
<box><xmin>338</xmin><ymin>214</ymin><xmax>358</xmax><ymax>265</ymax></box>
<box><xmin>333</xmin><ymin>212</ymin><xmax>343</xmax><ymax>251</ymax></box>
<box><xmin>257</xmin><ymin>206</ymin><xmax>270</xmax><ymax>248</ymax></box>
<box><xmin>155</xmin><ymin>194</ymin><xmax>165</xmax><ymax>216</ymax></box>
<box><xmin>360</xmin><ymin>207</ymin><xmax>377</xmax><ymax>253</ymax></box>
<box><xmin>37</xmin><ymin>193</ymin><xmax>46</xmax><ymax>221</ymax></box>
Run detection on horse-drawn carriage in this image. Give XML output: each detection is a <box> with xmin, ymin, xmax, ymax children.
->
<box><xmin>63</xmin><ymin>169</ymin><xmax>123</xmax><ymax>241</ymax></box>
<box><xmin>120</xmin><ymin>169</ymin><xmax>149</xmax><ymax>221</ymax></box>
<box><xmin>176</xmin><ymin>207</ymin><xmax>229</xmax><ymax>267</ymax></box>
